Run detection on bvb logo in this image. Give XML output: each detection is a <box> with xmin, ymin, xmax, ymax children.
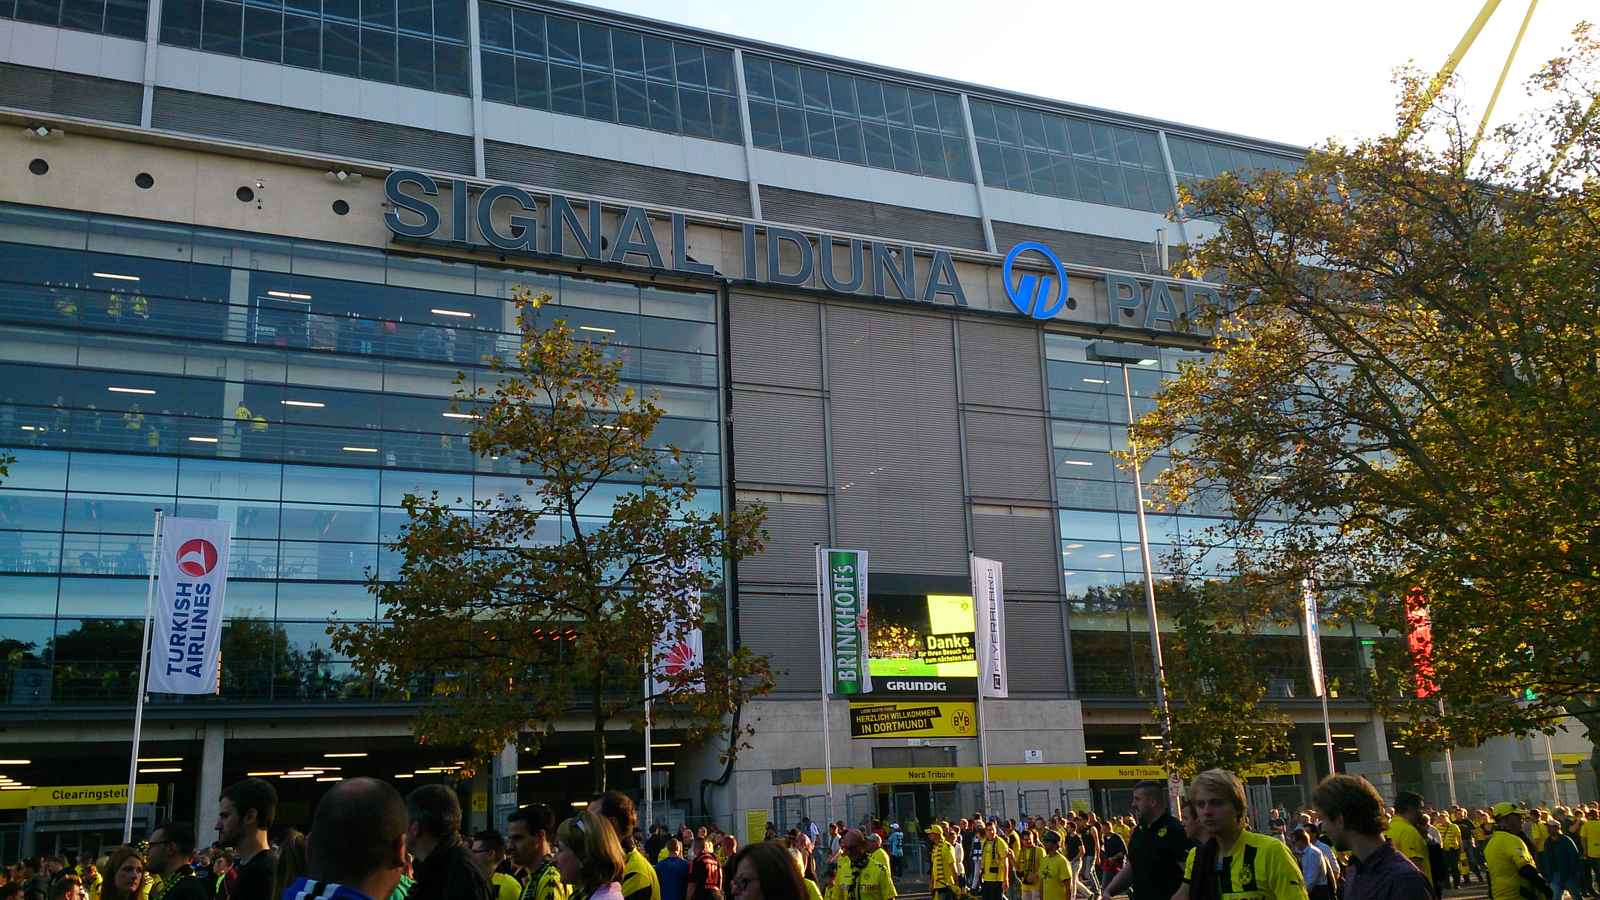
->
<box><xmin>1002</xmin><ymin>241</ymin><xmax>1071</xmax><ymax>320</ymax></box>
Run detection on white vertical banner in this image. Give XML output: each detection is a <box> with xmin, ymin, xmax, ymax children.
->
<box><xmin>649</xmin><ymin>556</ymin><xmax>704</xmax><ymax>697</ymax></box>
<box><xmin>1302</xmin><ymin>579</ymin><xmax>1325</xmax><ymax>697</ymax></box>
<box><xmin>148</xmin><ymin>518</ymin><xmax>232</xmax><ymax>695</ymax></box>
<box><xmin>971</xmin><ymin>555</ymin><xmax>1007</xmax><ymax>699</ymax></box>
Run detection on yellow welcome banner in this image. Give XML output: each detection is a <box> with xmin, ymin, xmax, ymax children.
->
<box><xmin>0</xmin><ymin>783</ymin><xmax>159</xmax><ymax>810</ymax></box>
<box><xmin>782</xmin><ymin>761</ymin><xmax>1300</xmax><ymax>786</ymax></box>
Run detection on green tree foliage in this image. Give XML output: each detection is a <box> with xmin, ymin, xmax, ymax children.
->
<box><xmin>333</xmin><ymin>292</ymin><xmax>771</xmax><ymax>791</ymax></box>
<box><xmin>1132</xmin><ymin>27</ymin><xmax>1600</xmax><ymax>759</ymax></box>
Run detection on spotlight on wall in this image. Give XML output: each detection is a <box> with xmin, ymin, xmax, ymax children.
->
<box><xmin>23</xmin><ymin>125</ymin><xmax>60</xmax><ymax>139</ymax></box>
<box><xmin>325</xmin><ymin>170</ymin><xmax>363</xmax><ymax>183</ymax></box>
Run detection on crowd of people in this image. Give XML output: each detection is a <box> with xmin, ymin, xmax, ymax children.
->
<box><xmin>5</xmin><ymin>774</ymin><xmax>1599</xmax><ymax>900</ymax></box>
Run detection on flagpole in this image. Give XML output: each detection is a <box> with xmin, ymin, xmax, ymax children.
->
<box><xmin>1303</xmin><ymin>579</ymin><xmax>1336</xmax><ymax>777</ymax></box>
<box><xmin>972</xmin><ymin>554</ymin><xmax>991</xmax><ymax>816</ymax></box>
<box><xmin>644</xmin><ymin>669</ymin><xmax>655</xmax><ymax>832</ymax></box>
<box><xmin>814</xmin><ymin>545</ymin><xmax>835</xmax><ymax>827</ymax></box>
<box><xmin>125</xmin><ymin>508</ymin><xmax>163</xmax><ymax>843</ymax></box>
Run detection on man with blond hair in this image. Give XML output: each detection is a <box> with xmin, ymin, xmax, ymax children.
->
<box><xmin>1180</xmin><ymin>769</ymin><xmax>1307</xmax><ymax>900</ymax></box>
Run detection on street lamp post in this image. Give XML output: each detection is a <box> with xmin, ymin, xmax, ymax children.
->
<box><xmin>1086</xmin><ymin>342</ymin><xmax>1180</xmax><ymax>810</ymax></box>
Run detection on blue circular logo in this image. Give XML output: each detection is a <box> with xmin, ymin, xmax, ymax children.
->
<box><xmin>1002</xmin><ymin>241</ymin><xmax>1069</xmax><ymax>320</ymax></box>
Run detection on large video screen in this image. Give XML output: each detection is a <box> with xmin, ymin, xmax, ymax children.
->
<box><xmin>867</xmin><ymin>593</ymin><xmax>977</xmax><ymax>694</ymax></box>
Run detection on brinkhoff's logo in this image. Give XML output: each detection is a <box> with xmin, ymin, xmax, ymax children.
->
<box><xmin>885</xmin><ymin>680</ymin><xmax>948</xmax><ymax>692</ymax></box>
<box><xmin>175</xmin><ymin>539</ymin><xmax>219</xmax><ymax>577</ymax></box>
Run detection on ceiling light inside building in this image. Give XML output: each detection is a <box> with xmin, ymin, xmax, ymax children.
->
<box><xmin>138</xmin><ymin>757</ymin><xmax>182</xmax><ymax>762</ymax></box>
<box><xmin>342</xmin><ymin>446</ymin><xmax>378</xmax><ymax>453</ymax></box>
<box><xmin>108</xmin><ymin>386</ymin><xmax>155</xmax><ymax>395</ymax></box>
<box><xmin>325</xmin><ymin>752</ymin><xmax>368</xmax><ymax>758</ymax></box>
<box><xmin>579</xmin><ymin>325</ymin><xmax>616</xmax><ymax>334</ymax></box>
<box><xmin>188</xmin><ymin>436</ymin><xmax>219</xmax><ymax>443</ymax></box>
<box><xmin>267</xmin><ymin>290</ymin><xmax>312</xmax><ymax>300</ymax></box>
<box><xmin>93</xmin><ymin>272</ymin><xmax>141</xmax><ymax>281</ymax></box>
<box><xmin>282</xmin><ymin>400</ymin><xmax>326</xmax><ymax>408</ymax></box>
<box><xmin>246</xmin><ymin>771</ymin><xmax>284</xmax><ymax>777</ymax></box>
<box><xmin>1060</xmin><ymin>460</ymin><xmax>1093</xmax><ymax>467</ymax></box>
<box><xmin>430</xmin><ymin>308</ymin><xmax>473</xmax><ymax>318</ymax></box>
<box><xmin>139</xmin><ymin>767</ymin><xmax>181</xmax><ymax>774</ymax></box>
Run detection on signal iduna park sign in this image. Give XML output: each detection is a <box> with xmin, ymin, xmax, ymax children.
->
<box><xmin>383</xmin><ymin>170</ymin><xmax>1228</xmax><ymax>333</ymax></box>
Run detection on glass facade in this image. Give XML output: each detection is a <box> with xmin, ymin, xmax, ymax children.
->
<box><xmin>1166</xmin><ymin>135</ymin><xmax>1302</xmax><ymax>195</ymax></box>
<box><xmin>1</xmin><ymin>0</ymin><xmax>146</xmax><ymax>40</ymax></box>
<box><xmin>0</xmin><ymin>203</ymin><xmax>723</xmax><ymax>707</ymax></box>
<box><xmin>743</xmin><ymin>54</ymin><xmax>973</xmax><ymax>181</ymax></box>
<box><xmin>1042</xmin><ymin>333</ymin><xmax>1362</xmax><ymax>699</ymax></box>
<box><xmin>478</xmin><ymin>4</ymin><xmax>742</xmax><ymax>144</ymax></box>
<box><xmin>158</xmin><ymin>0</ymin><xmax>470</xmax><ymax>95</ymax></box>
<box><xmin>968</xmin><ymin>98</ymin><xmax>1173</xmax><ymax>214</ymax></box>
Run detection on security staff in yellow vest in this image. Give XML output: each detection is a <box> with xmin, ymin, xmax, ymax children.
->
<box><xmin>865</xmin><ymin>835</ymin><xmax>896</xmax><ymax>900</ymax></box>
<box><xmin>1439</xmin><ymin>814</ymin><xmax>1462</xmax><ymax>890</ymax></box>
<box><xmin>981</xmin><ymin>822</ymin><xmax>1014</xmax><ymax>900</ymax></box>
<box><xmin>1386</xmin><ymin>792</ymin><xmax>1433</xmax><ymax>890</ymax></box>
<box><xmin>928</xmin><ymin>825</ymin><xmax>960</xmax><ymax>900</ymax></box>
<box><xmin>837</xmin><ymin>830</ymin><xmax>894</xmax><ymax>900</ymax></box>
<box><xmin>1483</xmin><ymin>803</ymin><xmax>1551</xmax><ymax>900</ymax></box>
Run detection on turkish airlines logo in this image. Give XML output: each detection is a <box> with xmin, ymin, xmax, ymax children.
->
<box><xmin>175</xmin><ymin>539</ymin><xmax>219</xmax><ymax>577</ymax></box>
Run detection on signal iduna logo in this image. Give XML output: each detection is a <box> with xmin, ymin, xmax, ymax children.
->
<box><xmin>175</xmin><ymin>539</ymin><xmax>219</xmax><ymax>578</ymax></box>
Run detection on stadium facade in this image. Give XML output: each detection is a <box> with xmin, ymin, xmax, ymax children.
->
<box><xmin>0</xmin><ymin>0</ymin><xmax>1592</xmax><ymax>857</ymax></box>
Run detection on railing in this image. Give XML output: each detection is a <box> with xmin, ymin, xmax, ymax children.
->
<box><xmin>1071</xmin><ymin>663</ymin><xmax>1373</xmax><ymax>700</ymax></box>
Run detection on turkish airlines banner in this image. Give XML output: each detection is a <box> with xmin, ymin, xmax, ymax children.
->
<box><xmin>649</xmin><ymin>556</ymin><xmax>704</xmax><ymax>697</ymax></box>
<box><xmin>971</xmin><ymin>556</ymin><xmax>1008</xmax><ymax>698</ymax></box>
<box><xmin>148</xmin><ymin>518</ymin><xmax>232</xmax><ymax>694</ymax></box>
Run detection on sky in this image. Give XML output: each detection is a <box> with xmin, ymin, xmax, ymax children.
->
<box><xmin>577</xmin><ymin>0</ymin><xmax>1593</xmax><ymax>149</ymax></box>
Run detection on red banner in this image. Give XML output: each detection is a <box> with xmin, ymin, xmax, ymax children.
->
<box><xmin>1403</xmin><ymin>587</ymin><xmax>1437</xmax><ymax>698</ymax></box>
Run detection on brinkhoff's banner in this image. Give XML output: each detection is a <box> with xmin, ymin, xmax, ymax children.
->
<box><xmin>822</xmin><ymin>548</ymin><xmax>871</xmax><ymax>696</ymax></box>
<box><xmin>971</xmin><ymin>556</ymin><xmax>1008</xmax><ymax>698</ymax></box>
<box><xmin>148</xmin><ymin>518</ymin><xmax>232</xmax><ymax>694</ymax></box>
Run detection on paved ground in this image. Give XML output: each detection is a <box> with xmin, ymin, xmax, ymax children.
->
<box><xmin>884</xmin><ymin>883</ymin><xmax>1497</xmax><ymax>900</ymax></box>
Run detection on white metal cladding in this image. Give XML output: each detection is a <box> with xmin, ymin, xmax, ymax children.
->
<box><xmin>150</xmin><ymin>89</ymin><xmax>476</xmax><ymax>174</ymax></box>
<box><xmin>759</xmin><ymin>185</ymin><xmax>987</xmax><ymax>251</ymax></box>
<box><xmin>970</xmin><ymin>512</ymin><xmax>1059</xmax><ymax>593</ymax></box>
<box><xmin>484</xmin><ymin>141</ymin><xmax>752</xmax><ymax>218</ymax></box>
<box><xmin>825</xmin><ymin>304</ymin><xmax>966</xmax><ymax>576</ymax></box>
<box><xmin>964</xmin><ymin>411</ymin><xmax>1053</xmax><ymax>504</ymax></box>
<box><xmin>956</xmin><ymin>319</ymin><xmax>1044</xmax><ymax>412</ymax></box>
<box><xmin>992</xmin><ymin>219</ymin><xmax>1161</xmax><ymax>274</ymax></box>
<box><xmin>1002</xmin><ymin>598</ymin><xmax>1070</xmax><ymax>694</ymax></box>
<box><xmin>734</xmin><ymin>497</ymin><xmax>829</xmax><ymax>588</ymax></box>
<box><xmin>0</xmin><ymin>62</ymin><xmax>142</xmax><ymax>124</ymax></box>
<box><xmin>737</xmin><ymin>592</ymin><xmax>822</xmax><ymax>694</ymax></box>
<box><xmin>728</xmin><ymin>293</ymin><xmax>823</xmax><ymax>390</ymax></box>
<box><xmin>730</xmin><ymin>388</ymin><xmax>828</xmax><ymax>488</ymax></box>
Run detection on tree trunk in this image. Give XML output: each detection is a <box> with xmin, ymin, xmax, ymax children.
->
<box><xmin>592</xmin><ymin>677</ymin><xmax>607</xmax><ymax>795</ymax></box>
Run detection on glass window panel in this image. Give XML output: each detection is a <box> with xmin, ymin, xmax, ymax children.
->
<box><xmin>944</xmin><ymin>137</ymin><xmax>972</xmax><ymax>181</ymax></box>
<box><xmin>236</xmin><ymin>6</ymin><xmax>278</xmax><ymax>60</ymax></box>
<box><xmin>1090</xmin><ymin>124</ymin><xmax>1118</xmax><ymax>161</ymax></box>
<box><xmin>1000</xmin><ymin>146</ymin><xmax>1029</xmax><ymax>192</ymax></box>
<box><xmin>703</xmin><ymin>48</ymin><xmax>734</xmax><ymax>94</ymax></box>
<box><xmin>678</xmin><ymin>87</ymin><xmax>711</xmax><ymax>138</ymax></box>
<box><xmin>3</xmin><ymin>452</ymin><xmax>68</xmax><ymax>492</ymax></box>
<box><xmin>769</xmin><ymin>60</ymin><xmax>800</xmax><ymax>105</ymax></box>
<box><xmin>1067</xmin><ymin>119</ymin><xmax>1094</xmax><ymax>157</ymax></box>
<box><xmin>1147</xmin><ymin>172</ymin><xmax>1173</xmax><ymax>213</ymax></box>
<box><xmin>1074</xmin><ymin>160</ymin><xmax>1103</xmax><ymax>205</ymax></box>
<box><xmin>673</xmin><ymin>42</ymin><xmax>705</xmax><ymax>88</ymax></box>
<box><xmin>513</xmin><ymin>56</ymin><xmax>547</xmax><ymax>108</ymax></box>
<box><xmin>908</xmin><ymin>88</ymin><xmax>938</xmax><ymax>131</ymax></box>
<box><xmin>322</xmin><ymin>21</ymin><xmax>359</xmax><ymax>75</ymax></box>
<box><xmin>1018</xmin><ymin>110</ymin><xmax>1047</xmax><ymax>150</ymax></box>
<box><xmin>15</xmin><ymin>0</ymin><xmax>58</xmax><ymax>25</ymax></box>
<box><xmin>395</xmin><ymin>0</ymin><xmax>425</xmax><ymax>33</ymax></box>
<box><xmin>280</xmin><ymin>503</ymin><xmax>379</xmax><ymax>543</ymax></box>
<box><xmin>159</xmin><ymin>0</ymin><xmax>202</xmax><ymax>46</ymax></box>
<box><xmin>708</xmin><ymin>93</ymin><xmax>740</xmax><ymax>143</ymax></box>
<box><xmin>103</xmin><ymin>0</ymin><xmax>147</xmax><ymax>37</ymax></box>
<box><xmin>481</xmin><ymin>50</ymin><xmax>515</xmax><ymax>103</ymax></box>
<box><xmin>510</xmin><ymin>9</ymin><xmax>542</xmax><ymax>57</ymax></box>
<box><xmin>59</xmin><ymin>0</ymin><xmax>104</xmax><ymax>33</ymax></box>
<box><xmin>397</xmin><ymin>34</ymin><xmax>433</xmax><ymax>89</ymax></box>
<box><xmin>742</xmin><ymin>55</ymin><xmax>772</xmax><ymax>100</ymax></box>
<box><xmin>577</xmin><ymin>20</ymin><xmax>609</xmax><ymax>70</ymax></box>
<box><xmin>0</xmin><ymin>489</ymin><xmax>65</xmax><ymax>531</ymax></box>
<box><xmin>434</xmin><ymin>40</ymin><xmax>467</xmax><ymax>94</ymax></box>
<box><xmin>855</xmin><ymin>78</ymin><xmax>884</xmax><ymax>121</ymax></box>
<box><xmin>1049</xmin><ymin>156</ymin><xmax>1076</xmax><ymax>199</ymax></box>
<box><xmin>1124</xmin><ymin>168</ymin><xmax>1151</xmax><ymax>212</ymax></box>
<box><xmin>611</xmin><ymin>28</ymin><xmax>642</xmax><ymax>75</ymax></box>
<box><xmin>806</xmin><ymin>111</ymin><xmax>837</xmax><ymax>159</ymax></box>
<box><xmin>1137</xmin><ymin>132</ymin><xmax>1164</xmax><ymax>170</ymax></box>
<box><xmin>201</xmin><ymin>0</ymin><xmax>242</xmax><ymax>54</ymax></box>
<box><xmin>359</xmin><ymin>26</ymin><xmax>396</xmax><ymax>82</ymax></box>
<box><xmin>615</xmin><ymin>75</ymin><xmax>649</xmax><ymax>127</ymax></box>
<box><xmin>642</xmin><ymin>35</ymin><xmax>673</xmax><ymax>80</ymax></box>
<box><xmin>992</xmin><ymin>103</ymin><xmax>1019</xmax><ymax>146</ymax></box>
<box><xmin>640</xmin><ymin>287</ymin><xmax>713</xmax><ymax>322</ymax></box>
<box><xmin>429</xmin><ymin>0</ymin><xmax>459</xmax><ymax>39</ymax></box>
<box><xmin>835</xmin><ymin>117</ymin><xmax>864</xmax><ymax>165</ymax></box>
<box><xmin>799</xmin><ymin>66</ymin><xmax>830</xmax><ymax>111</ymax></box>
<box><xmin>282</xmin><ymin>13</ymin><xmax>319</xmax><ymax>68</ymax></box>
<box><xmin>357</xmin><ymin>0</ymin><xmax>388</xmax><ymax>27</ymax></box>
<box><xmin>1041</xmin><ymin>114</ymin><xmax>1069</xmax><ymax>154</ymax></box>
<box><xmin>776</xmin><ymin>105</ymin><xmax>807</xmax><ymax>154</ymax></box>
<box><xmin>322</xmin><ymin>0</ymin><xmax>351</xmax><ymax>20</ymax></box>
<box><xmin>1026</xmin><ymin>150</ymin><xmax>1054</xmax><ymax>195</ymax></box>
<box><xmin>276</xmin><ymin>582</ymin><xmax>373</xmax><ymax>619</ymax></box>
<box><xmin>582</xmin><ymin>69</ymin><xmax>615</xmax><ymax>121</ymax></box>
<box><xmin>282</xmin><ymin>464</ymin><xmax>377</xmax><ymax>505</ymax></box>
<box><xmin>888</xmin><ymin>127</ymin><xmax>918</xmax><ymax>174</ymax></box>
<box><xmin>69</xmin><ymin>453</ymin><xmax>175</xmax><ymax>495</ymax></box>
<box><xmin>1058</xmin><ymin>509</ymin><xmax>1124</xmax><ymax>542</ymax></box>
<box><xmin>934</xmin><ymin>93</ymin><xmax>963</xmax><ymax>136</ymax></box>
<box><xmin>1166</xmin><ymin>138</ymin><xmax>1193</xmax><ymax>176</ymax></box>
<box><xmin>549</xmin><ymin>63</ymin><xmax>582</xmax><ymax>115</ymax></box>
<box><xmin>827</xmin><ymin>72</ymin><xmax>856</xmax><ymax>116</ymax></box>
<box><xmin>862</xmin><ymin>122</ymin><xmax>893</xmax><ymax>169</ymax></box>
<box><xmin>1114</xmin><ymin>128</ymin><xmax>1143</xmax><ymax>168</ymax></box>
<box><xmin>646</xmin><ymin>79</ymin><xmax>678</xmax><ymax>132</ymax></box>
<box><xmin>915</xmin><ymin>131</ymin><xmax>946</xmax><ymax>179</ymax></box>
<box><xmin>1098</xmin><ymin>162</ymin><xmax>1127</xmax><ymax>207</ymax></box>
<box><xmin>968</xmin><ymin>100</ymin><xmax>996</xmax><ymax>142</ymax></box>
<box><xmin>748</xmin><ymin>100</ymin><xmax>780</xmax><ymax>149</ymax></box>
<box><xmin>58</xmin><ymin>580</ymin><xmax>148</xmax><ymax>616</ymax></box>
<box><xmin>477</xmin><ymin>1</ymin><xmax>510</xmax><ymax>49</ymax></box>
<box><xmin>544</xmin><ymin>14</ymin><xmax>577</xmax><ymax>64</ymax></box>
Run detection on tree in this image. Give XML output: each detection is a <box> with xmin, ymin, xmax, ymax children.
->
<box><xmin>1132</xmin><ymin>27</ymin><xmax>1600</xmax><ymax>763</ymax></box>
<box><xmin>332</xmin><ymin>291</ymin><xmax>772</xmax><ymax>791</ymax></box>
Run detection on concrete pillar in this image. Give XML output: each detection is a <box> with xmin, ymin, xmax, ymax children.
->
<box><xmin>195</xmin><ymin>721</ymin><xmax>225</xmax><ymax>840</ymax></box>
<box><xmin>1354</xmin><ymin>713</ymin><xmax>1395</xmax><ymax>802</ymax></box>
<box><xmin>467</xmin><ymin>769</ymin><xmax>491</xmax><ymax>833</ymax></box>
<box><xmin>489</xmin><ymin>741</ymin><xmax>518</xmax><ymax>834</ymax></box>
<box><xmin>1293</xmin><ymin>727</ymin><xmax>1321</xmax><ymax>806</ymax></box>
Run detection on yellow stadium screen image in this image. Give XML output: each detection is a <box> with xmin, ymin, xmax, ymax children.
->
<box><xmin>867</xmin><ymin>593</ymin><xmax>977</xmax><ymax>693</ymax></box>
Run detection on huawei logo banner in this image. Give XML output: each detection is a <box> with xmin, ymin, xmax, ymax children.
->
<box><xmin>149</xmin><ymin>518</ymin><xmax>234</xmax><ymax>695</ymax></box>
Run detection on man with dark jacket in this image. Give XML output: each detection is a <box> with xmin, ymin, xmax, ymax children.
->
<box><xmin>148</xmin><ymin>822</ymin><xmax>212</xmax><ymax>900</ymax></box>
<box><xmin>406</xmin><ymin>785</ymin><xmax>493</xmax><ymax>900</ymax></box>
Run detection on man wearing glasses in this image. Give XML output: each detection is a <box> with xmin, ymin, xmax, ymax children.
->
<box><xmin>148</xmin><ymin>822</ymin><xmax>211</xmax><ymax>900</ymax></box>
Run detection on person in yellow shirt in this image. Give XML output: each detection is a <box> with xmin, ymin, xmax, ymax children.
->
<box><xmin>927</xmin><ymin>825</ymin><xmax>959</xmax><ymax>900</ymax></box>
<box><xmin>865</xmin><ymin>835</ymin><xmax>896</xmax><ymax>900</ymax></box>
<box><xmin>471</xmin><ymin>831</ymin><xmax>524</xmax><ymax>900</ymax></box>
<box><xmin>1038</xmin><ymin>833</ymin><xmax>1074</xmax><ymax>900</ymax></box>
<box><xmin>838</xmin><ymin>830</ymin><xmax>893</xmax><ymax>900</ymax></box>
<box><xmin>1018</xmin><ymin>829</ymin><xmax>1045</xmax><ymax>900</ymax></box>
<box><xmin>508</xmin><ymin>804</ymin><xmax>570</xmax><ymax>900</ymax></box>
<box><xmin>1386</xmin><ymin>792</ymin><xmax>1433</xmax><ymax>890</ymax></box>
<box><xmin>1483</xmin><ymin>803</ymin><xmax>1552</xmax><ymax>900</ymax></box>
<box><xmin>1181</xmin><ymin>769</ymin><xmax>1309</xmax><ymax>900</ymax></box>
<box><xmin>980</xmin><ymin>823</ymin><xmax>1014</xmax><ymax>900</ymax></box>
<box><xmin>1580</xmin><ymin>809</ymin><xmax>1600</xmax><ymax>893</ymax></box>
<box><xmin>1439</xmin><ymin>812</ymin><xmax>1462</xmax><ymax>890</ymax></box>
